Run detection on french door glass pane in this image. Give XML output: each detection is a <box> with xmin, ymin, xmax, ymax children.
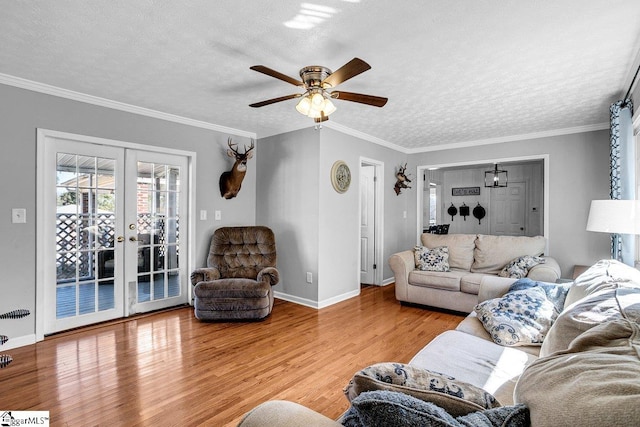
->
<box><xmin>136</xmin><ymin>161</ymin><xmax>181</xmax><ymax>303</ymax></box>
<box><xmin>56</xmin><ymin>153</ymin><xmax>116</xmax><ymax>319</ymax></box>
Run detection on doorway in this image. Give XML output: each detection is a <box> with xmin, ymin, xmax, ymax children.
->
<box><xmin>359</xmin><ymin>158</ymin><xmax>384</xmax><ymax>286</ymax></box>
<box><xmin>416</xmin><ymin>155</ymin><xmax>548</xmax><ymax>243</ymax></box>
<box><xmin>37</xmin><ymin>130</ymin><xmax>193</xmax><ymax>336</ymax></box>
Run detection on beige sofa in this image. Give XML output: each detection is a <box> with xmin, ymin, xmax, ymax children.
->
<box><xmin>389</xmin><ymin>233</ymin><xmax>561</xmax><ymax>313</ymax></box>
<box><xmin>237</xmin><ymin>259</ymin><xmax>640</xmax><ymax>426</ymax></box>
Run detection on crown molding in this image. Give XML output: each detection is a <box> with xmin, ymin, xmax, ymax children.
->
<box><xmin>0</xmin><ymin>73</ymin><xmax>256</xmax><ymax>139</ymax></box>
<box><xmin>405</xmin><ymin>123</ymin><xmax>610</xmax><ymax>154</ymax></box>
<box><xmin>322</xmin><ymin>121</ymin><xmax>408</xmax><ymax>152</ymax></box>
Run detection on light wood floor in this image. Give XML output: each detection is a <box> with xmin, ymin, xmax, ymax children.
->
<box><xmin>0</xmin><ymin>284</ymin><xmax>464</xmax><ymax>426</ymax></box>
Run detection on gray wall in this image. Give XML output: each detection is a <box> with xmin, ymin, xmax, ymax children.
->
<box><xmin>0</xmin><ymin>83</ymin><xmax>256</xmax><ymax>344</ymax></box>
<box><xmin>410</xmin><ymin>130</ymin><xmax>612</xmax><ymax>278</ymax></box>
<box><xmin>255</xmin><ymin>128</ymin><xmax>321</xmax><ymax>302</ymax></box>
<box><xmin>256</xmin><ymin>127</ymin><xmax>407</xmax><ymax>306</ymax></box>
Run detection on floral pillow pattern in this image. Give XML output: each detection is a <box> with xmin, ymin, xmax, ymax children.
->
<box><xmin>498</xmin><ymin>255</ymin><xmax>546</xmax><ymax>279</ymax></box>
<box><xmin>344</xmin><ymin>362</ymin><xmax>500</xmax><ymax>416</ymax></box>
<box><xmin>474</xmin><ymin>287</ymin><xmax>558</xmax><ymax>346</ymax></box>
<box><xmin>414</xmin><ymin>246</ymin><xmax>450</xmax><ymax>272</ymax></box>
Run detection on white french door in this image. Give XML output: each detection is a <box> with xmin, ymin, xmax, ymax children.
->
<box><xmin>40</xmin><ymin>133</ymin><xmax>190</xmax><ymax>335</ymax></box>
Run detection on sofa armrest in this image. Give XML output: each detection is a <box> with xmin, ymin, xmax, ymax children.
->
<box><xmin>477</xmin><ymin>276</ymin><xmax>518</xmax><ymax>303</ymax></box>
<box><xmin>190</xmin><ymin>267</ymin><xmax>220</xmax><ymax>286</ymax></box>
<box><xmin>389</xmin><ymin>250</ymin><xmax>415</xmax><ymax>301</ymax></box>
<box><xmin>237</xmin><ymin>400</ymin><xmax>340</xmax><ymax>427</ymax></box>
<box><xmin>257</xmin><ymin>267</ymin><xmax>280</xmax><ymax>286</ymax></box>
<box><xmin>527</xmin><ymin>256</ymin><xmax>561</xmax><ymax>282</ymax></box>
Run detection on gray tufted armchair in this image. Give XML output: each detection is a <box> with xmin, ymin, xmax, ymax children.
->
<box><xmin>190</xmin><ymin>226</ymin><xmax>279</xmax><ymax>320</ymax></box>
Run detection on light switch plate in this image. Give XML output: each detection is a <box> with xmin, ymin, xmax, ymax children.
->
<box><xmin>215</xmin><ymin>210</ymin><xmax>222</xmax><ymax>221</ymax></box>
<box><xmin>12</xmin><ymin>208</ymin><xmax>26</xmax><ymax>224</ymax></box>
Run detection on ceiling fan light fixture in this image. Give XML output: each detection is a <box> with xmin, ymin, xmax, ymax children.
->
<box><xmin>296</xmin><ymin>91</ymin><xmax>336</xmax><ymax>119</ymax></box>
<box><xmin>249</xmin><ymin>58</ymin><xmax>386</xmax><ymax>123</ymax></box>
<box><xmin>323</xmin><ymin>98</ymin><xmax>336</xmax><ymax>115</ymax></box>
<box><xmin>295</xmin><ymin>96</ymin><xmax>312</xmax><ymax>115</ymax></box>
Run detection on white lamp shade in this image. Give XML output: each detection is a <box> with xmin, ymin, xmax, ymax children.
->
<box><xmin>586</xmin><ymin>200</ymin><xmax>640</xmax><ymax>234</ymax></box>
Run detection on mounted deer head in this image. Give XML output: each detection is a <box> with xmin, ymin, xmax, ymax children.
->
<box><xmin>219</xmin><ymin>137</ymin><xmax>255</xmax><ymax>199</ymax></box>
<box><xmin>394</xmin><ymin>163</ymin><xmax>412</xmax><ymax>195</ymax></box>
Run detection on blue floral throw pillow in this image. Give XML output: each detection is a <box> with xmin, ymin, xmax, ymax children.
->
<box><xmin>414</xmin><ymin>246</ymin><xmax>450</xmax><ymax>272</ymax></box>
<box><xmin>474</xmin><ymin>287</ymin><xmax>557</xmax><ymax>346</ymax></box>
<box><xmin>498</xmin><ymin>255</ymin><xmax>546</xmax><ymax>279</ymax></box>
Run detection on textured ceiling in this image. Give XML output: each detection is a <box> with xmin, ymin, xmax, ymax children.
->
<box><xmin>1</xmin><ymin>0</ymin><xmax>639</xmax><ymax>151</ymax></box>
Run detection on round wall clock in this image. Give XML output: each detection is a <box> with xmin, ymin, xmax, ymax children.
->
<box><xmin>331</xmin><ymin>160</ymin><xmax>351</xmax><ymax>193</ymax></box>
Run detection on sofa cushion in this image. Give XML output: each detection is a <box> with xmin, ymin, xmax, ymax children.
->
<box><xmin>456</xmin><ymin>314</ymin><xmax>540</xmax><ymax>357</ymax></box>
<box><xmin>564</xmin><ymin>258</ymin><xmax>640</xmax><ymax>308</ymax></box>
<box><xmin>409</xmin><ymin>330</ymin><xmax>537</xmax><ymax>405</ymax></box>
<box><xmin>498</xmin><ymin>255</ymin><xmax>545</xmax><ymax>279</ymax></box>
<box><xmin>471</xmin><ymin>235</ymin><xmax>546</xmax><ymax>275</ymax></box>
<box><xmin>540</xmin><ymin>286</ymin><xmax>639</xmax><ymax>357</ymax></box>
<box><xmin>414</xmin><ymin>246</ymin><xmax>450</xmax><ymax>272</ymax></box>
<box><xmin>515</xmin><ymin>319</ymin><xmax>640</xmax><ymax>427</ymax></box>
<box><xmin>408</xmin><ymin>270</ymin><xmax>464</xmax><ymax>292</ymax></box>
<box><xmin>344</xmin><ymin>362</ymin><xmax>500</xmax><ymax>416</ymax></box>
<box><xmin>460</xmin><ymin>273</ymin><xmax>485</xmax><ymax>295</ymax></box>
<box><xmin>474</xmin><ymin>287</ymin><xmax>557</xmax><ymax>347</ymax></box>
<box><xmin>341</xmin><ymin>390</ymin><xmax>529</xmax><ymax>427</ymax></box>
<box><xmin>421</xmin><ymin>234</ymin><xmax>476</xmax><ymax>271</ymax></box>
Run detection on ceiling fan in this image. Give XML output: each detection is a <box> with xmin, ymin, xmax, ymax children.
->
<box><xmin>249</xmin><ymin>57</ymin><xmax>388</xmax><ymax>123</ymax></box>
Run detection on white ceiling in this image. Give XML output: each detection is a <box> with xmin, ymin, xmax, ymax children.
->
<box><xmin>1</xmin><ymin>1</ymin><xmax>639</xmax><ymax>151</ymax></box>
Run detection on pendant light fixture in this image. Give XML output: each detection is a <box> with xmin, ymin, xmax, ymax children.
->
<box><xmin>484</xmin><ymin>164</ymin><xmax>508</xmax><ymax>188</ymax></box>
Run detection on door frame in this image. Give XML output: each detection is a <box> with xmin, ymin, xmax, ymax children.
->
<box><xmin>35</xmin><ymin>128</ymin><xmax>196</xmax><ymax>341</ymax></box>
<box><xmin>415</xmin><ymin>155</ymin><xmax>549</xmax><ymax>247</ymax></box>
<box><xmin>358</xmin><ymin>157</ymin><xmax>384</xmax><ymax>286</ymax></box>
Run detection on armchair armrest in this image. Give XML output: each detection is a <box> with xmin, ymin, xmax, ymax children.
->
<box><xmin>527</xmin><ymin>256</ymin><xmax>561</xmax><ymax>282</ymax></box>
<box><xmin>257</xmin><ymin>267</ymin><xmax>280</xmax><ymax>286</ymax></box>
<box><xmin>389</xmin><ymin>250</ymin><xmax>415</xmax><ymax>301</ymax></box>
<box><xmin>190</xmin><ymin>267</ymin><xmax>221</xmax><ymax>286</ymax></box>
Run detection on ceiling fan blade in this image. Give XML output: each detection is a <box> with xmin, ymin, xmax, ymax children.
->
<box><xmin>249</xmin><ymin>94</ymin><xmax>301</xmax><ymax>108</ymax></box>
<box><xmin>322</xmin><ymin>58</ymin><xmax>371</xmax><ymax>88</ymax></box>
<box><xmin>331</xmin><ymin>91</ymin><xmax>388</xmax><ymax>107</ymax></box>
<box><xmin>250</xmin><ymin>65</ymin><xmax>303</xmax><ymax>87</ymax></box>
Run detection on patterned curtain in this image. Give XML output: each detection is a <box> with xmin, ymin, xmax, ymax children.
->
<box><xmin>609</xmin><ymin>99</ymin><xmax>634</xmax><ymax>262</ymax></box>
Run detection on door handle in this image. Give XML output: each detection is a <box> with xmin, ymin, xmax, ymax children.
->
<box><xmin>129</xmin><ymin>236</ymin><xmax>138</xmax><ymax>242</ymax></box>
<box><xmin>116</xmin><ymin>236</ymin><xmax>125</xmax><ymax>243</ymax></box>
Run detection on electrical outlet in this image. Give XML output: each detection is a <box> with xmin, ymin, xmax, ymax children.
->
<box><xmin>12</xmin><ymin>208</ymin><xmax>26</xmax><ymax>224</ymax></box>
<box><xmin>306</xmin><ymin>272</ymin><xmax>313</xmax><ymax>283</ymax></box>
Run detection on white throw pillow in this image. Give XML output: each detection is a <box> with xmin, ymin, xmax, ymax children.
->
<box><xmin>474</xmin><ymin>287</ymin><xmax>557</xmax><ymax>346</ymax></box>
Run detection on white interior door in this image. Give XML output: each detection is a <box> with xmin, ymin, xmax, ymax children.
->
<box><xmin>490</xmin><ymin>182</ymin><xmax>526</xmax><ymax>235</ymax></box>
<box><xmin>41</xmin><ymin>134</ymin><xmax>189</xmax><ymax>334</ymax></box>
<box><xmin>360</xmin><ymin>164</ymin><xmax>376</xmax><ymax>285</ymax></box>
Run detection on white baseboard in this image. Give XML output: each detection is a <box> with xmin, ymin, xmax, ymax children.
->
<box><xmin>1</xmin><ymin>334</ymin><xmax>36</xmax><ymax>350</ymax></box>
<box><xmin>274</xmin><ymin>288</ymin><xmax>361</xmax><ymax>309</ymax></box>
<box><xmin>382</xmin><ymin>277</ymin><xmax>395</xmax><ymax>286</ymax></box>
<box><xmin>273</xmin><ymin>292</ymin><xmax>320</xmax><ymax>309</ymax></box>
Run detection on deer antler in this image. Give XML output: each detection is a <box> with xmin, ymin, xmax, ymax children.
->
<box><xmin>227</xmin><ymin>137</ymin><xmax>240</xmax><ymax>155</ymax></box>
<box><xmin>244</xmin><ymin>139</ymin><xmax>255</xmax><ymax>155</ymax></box>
